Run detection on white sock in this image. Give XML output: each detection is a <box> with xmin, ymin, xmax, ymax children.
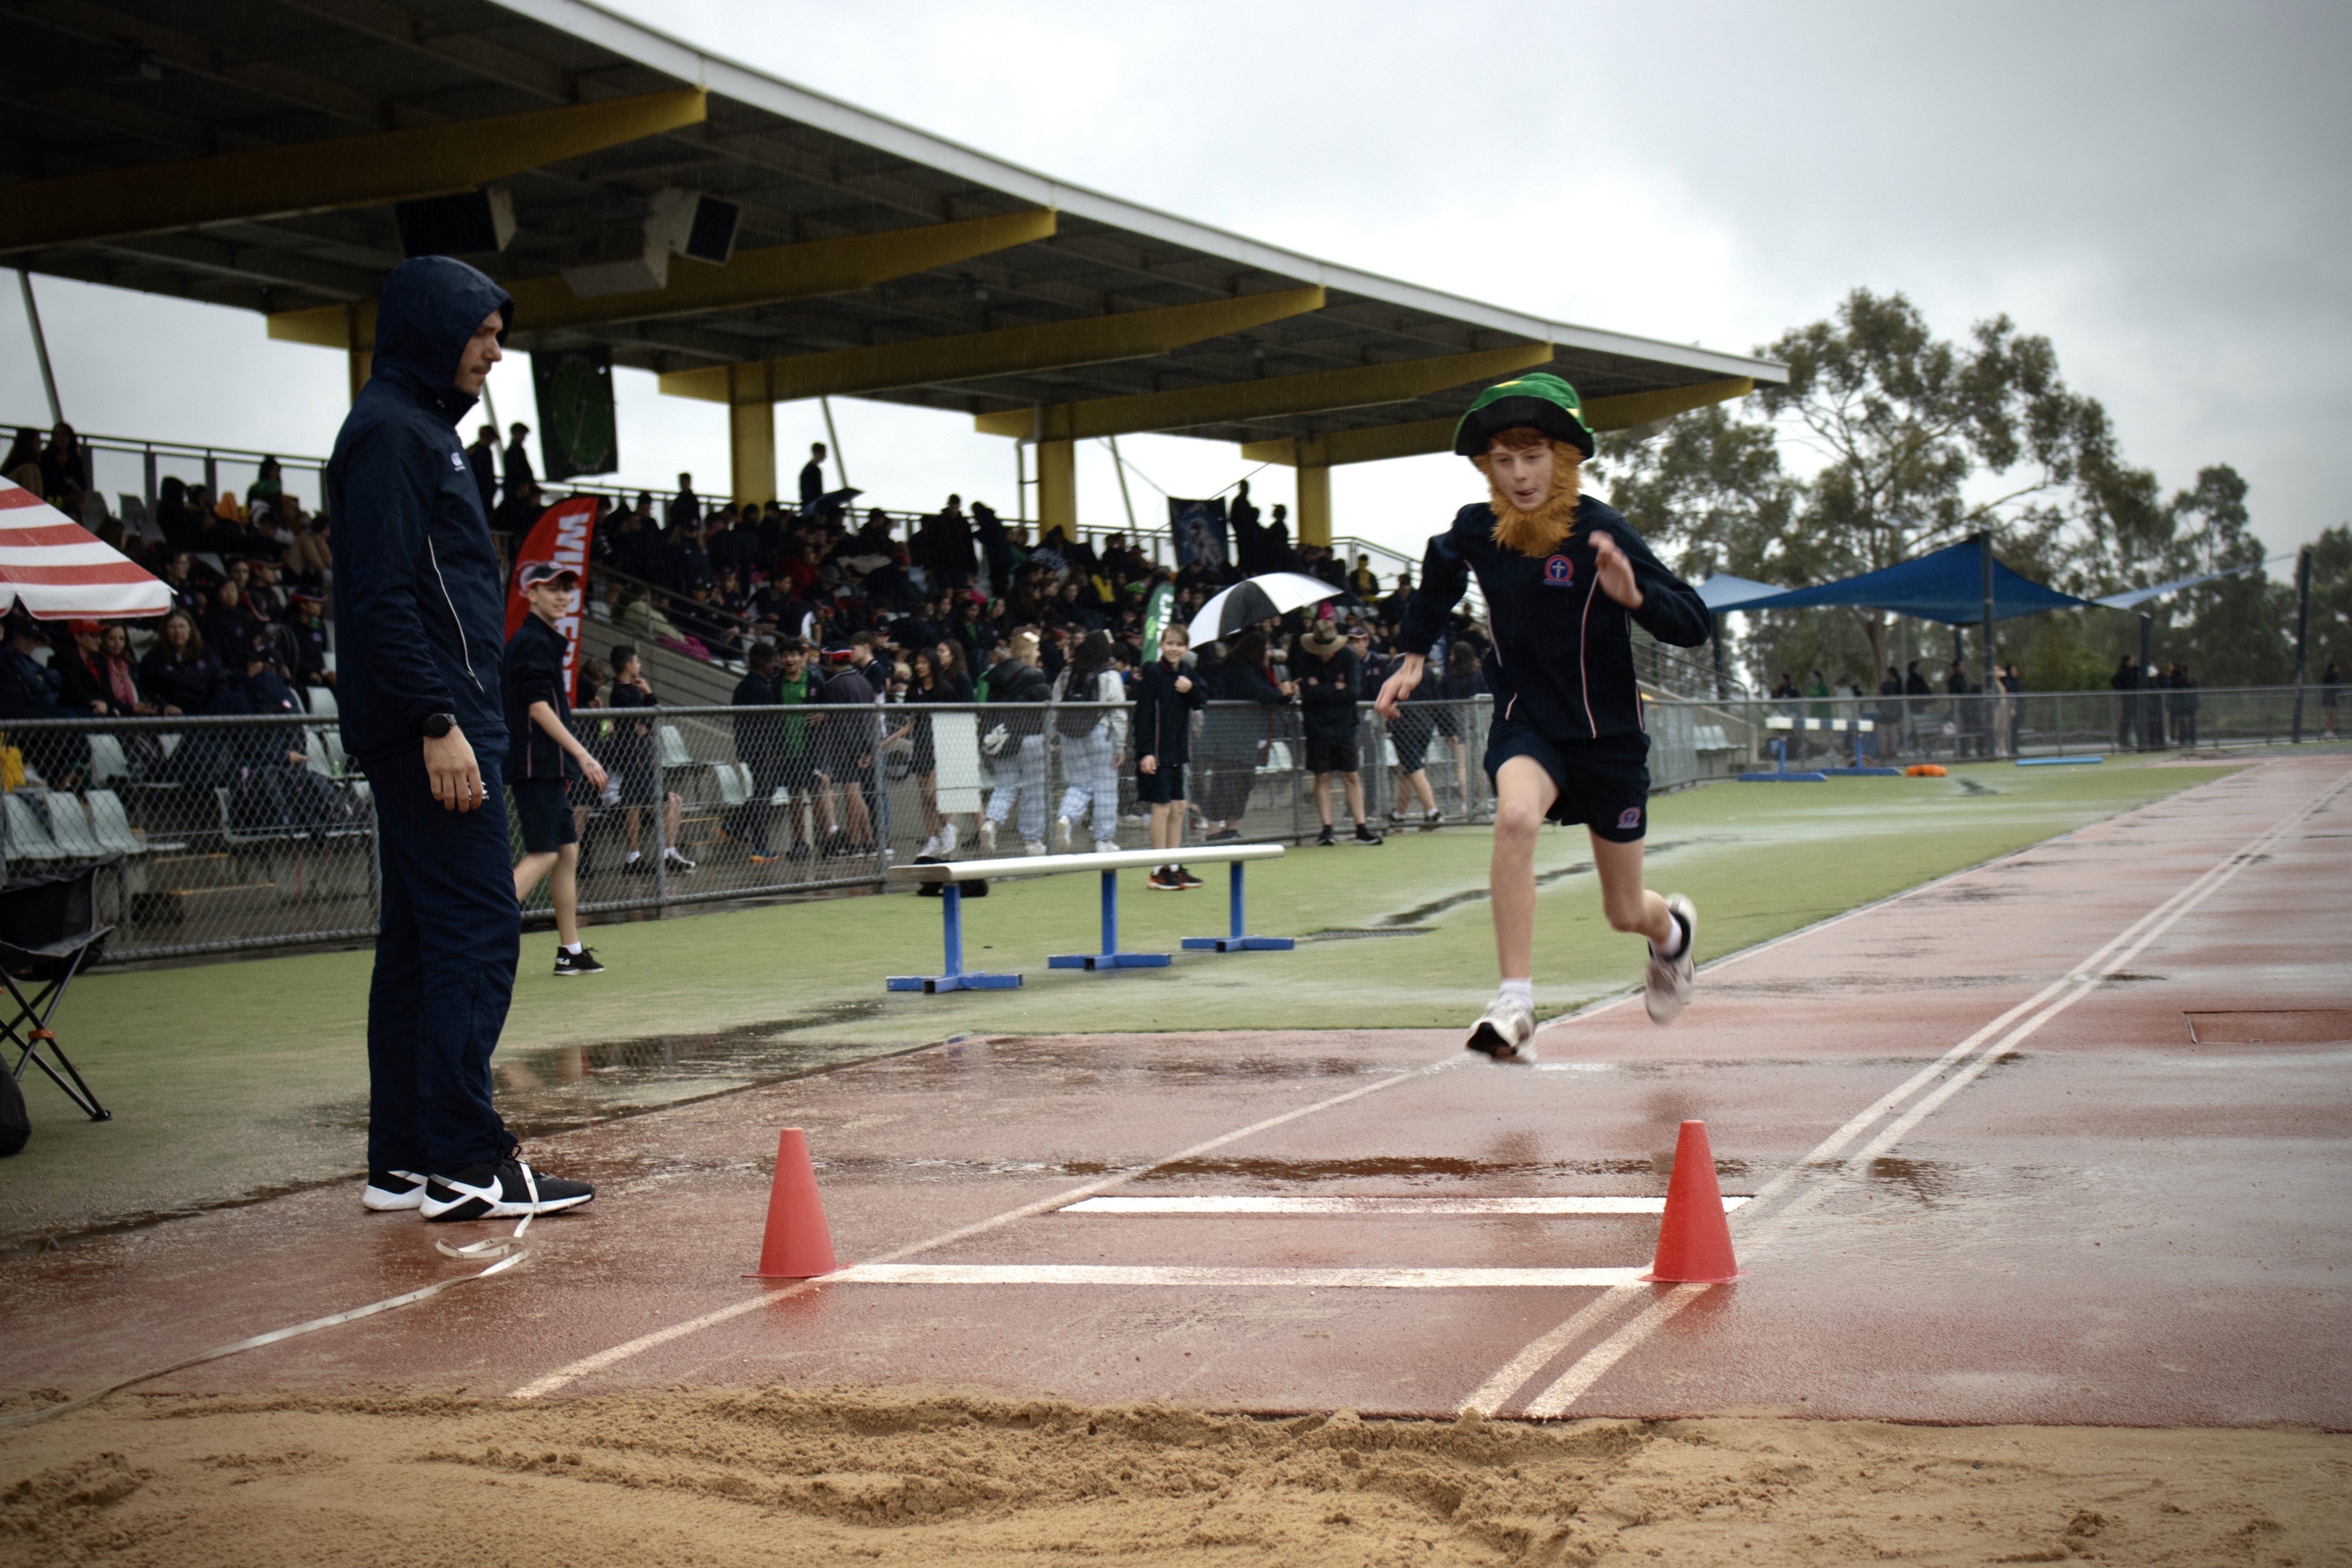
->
<box><xmin>561</xmin><ymin>941</ymin><xmax>583</xmax><ymax>955</ymax></box>
<box><xmin>624</xmin><ymin>850</ymin><xmax>641</xmax><ymax>862</ymax></box>
<box><xmin>1653</xmin><ymin>910</ymin><xmax>1690</xmax><ymax>959</ymax></box>
<box><xmin>1499</xmin><ymin>978</ymin><xmax>1534</xmax><ymax>1008</ymax></box>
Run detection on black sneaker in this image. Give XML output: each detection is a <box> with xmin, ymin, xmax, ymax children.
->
<box><xmin>1205</xmin><ymin>828</ymin><xmax>1242</xmax><ymax>844</ymax></box>
<box><xmin>622</xmin><ymin>855</ymin><xmax>652</xmax><ymax>875</ymax></box>
<box><xmin>421</xmin><ymin>1156</ymin><xmax>595</xmax><ymax>1222</ymax></box>
<box><xmin>786</xmin><ymin>842</ymin><xmax>814</xmax><ymax>862</ymax></box>
<box><xmin>662</xmin><ymin>849</ymin><xmax>696</xmax><ymax>873</ymax></box>
<box><xmin>1352</xmin><ymin>824</ymin><xmax>1383</xmax><ymax>846</ymax></box>
<box><xmin>553</xmin><ymin>947</ymin><xmax>605</xmax><ymax>977</ymax></box>
<box><xmin>1422</xmin><ymin>810</ymin><xmax>1443</xmax><ymax>832</ymax></box>
<box><xmin>363</xmin><ymin>1169</ymin><xmax>425</xmax><ymax>1211</ymax></box>
<box><xmin>1146</xmin><ymin>867</ymin><xmax>1183</xmax><ymax>890</ymax></box>
<box><xmin>1172</xmin><ymin>864</ymin><xmax>1204</xmax><ymax>888</ymax></box>
<box><xmin>1317</xmin><ymin>824</ymin><xmax>1338</xmax><ymax>847</ymax></box>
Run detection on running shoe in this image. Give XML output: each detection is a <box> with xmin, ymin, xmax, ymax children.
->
<box><xmin>1023</xmin><ymin>840</ymin><xmax>1048</xmax><ymax>856</ymax></box>
<box><xmin>1055</xmin><ymin>817</ymin><xmax>1074</xmax><ymax>852</ymax></box>
<box><xmin>553</xmin><ymin>947</ymin><xmax>605</xmax><ymax>977</ymax></box>
<box><xmin>1146</xmin><ymin>867</ymin><xmax>1183</xmax><ymax>891</ymax></box>
<box><xmin>918</xmin><ymin>832</ymin><xmax>942</xmax><ymax>859</ymax></box>
<box><xmin>422</xmin><ymin>1156</ymin><xmax>595</xmax><ymax>1223</ymax></box>
<box><xmin>937</xmin><ymin>821</ymin><xmax>959</xmax><ymax>855</ymax></box>
<box><xmin>1352</xmin><ymin>824</ymin><xmax>1383</xmax><ymax>846</ymax></box>
<box><xmin>1422</xmin><ymin>810</ymin><xmax>1443</xmax><ymax>832</ymax></box>
<box><xmin>749</xmin><ymin>852</ymin><xmax>779</xmax><ymax>866</ymax></box>
<box><xmin>622</xmin><ymin>854</ymin><xmax>652</xmax><ymax>875</ymax></box>
<box><xmin>1093</xmin><ymin>839</ymin><xmax>1119</xmax><ymax>856</ymax></box>
<box><xmin>662</xmin><ymin>848</ymin><xmax>696</xmax><ymax>873</ymax></box>
<box><xmin>363</xmin><ymin>1169</ymin><xmax>426</xmax><ymax>1211</ymax></box>
<box><xmin>1205</xmin><ymin>827</ymin><xmax>1241</xmax><ymax>844</ymax></box>
<box><xmin>1317</xmin><ymin>824</ymin><xmax>1338</xmax><ymax>847</ymax></box>
<box><xmin>1644</xmin><ymin>894</ymin><xmax>1698</xmax><ymax>1025</ymax></box>
<box><xmin>1171</xmin><ymin>864</ymin><xmax>1204</xmax><ymax>888</ymax></box>
<box><xmin>978</xmin><ymin>819</ymin><xmax>997</xmax><ymax>855</ymax></box>
<box><xmin>1465</xmin><ymin>995</ymin><xmax>1536</xmax><ymax>1062</ymax></box>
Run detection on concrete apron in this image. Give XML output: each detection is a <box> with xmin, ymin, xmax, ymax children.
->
<box><xmin>4</xmin><ymin>756</ymin><xmax>2345</xmax><ymax>1427</ymax></box>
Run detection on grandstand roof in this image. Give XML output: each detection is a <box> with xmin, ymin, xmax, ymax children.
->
<box><xmin>2</xmin><ymin>0</ymin><xmax>1784</xmax><ymax>448</ymax></box>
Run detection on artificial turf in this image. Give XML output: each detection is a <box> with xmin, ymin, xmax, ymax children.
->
<box><xmin>4</xmin><ymin>758</ymin><xmax>2238</xmax><ymax>1250</ymax></box>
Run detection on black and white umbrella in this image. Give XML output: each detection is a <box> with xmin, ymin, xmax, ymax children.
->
<box><xmin>1185</xmin><ymin>571</ymin><xmax>1341</xmax><ymax>645</ymax></box>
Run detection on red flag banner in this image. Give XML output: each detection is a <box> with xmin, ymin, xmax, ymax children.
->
<box><xmin>505</xmin><ymin>495</ymin><xmax>598</xmax><ymax>701</ymax></box>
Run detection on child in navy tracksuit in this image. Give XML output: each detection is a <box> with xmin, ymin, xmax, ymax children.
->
<box><xmin>1377</xmin><ymin>373</ymin><xmax>1711</xmax><ymax>1062</ymax></box>
<box><xmin>1132</xmin><ymin>621</ymin><xmax>1207</xmax><ymax>890</ymax></box>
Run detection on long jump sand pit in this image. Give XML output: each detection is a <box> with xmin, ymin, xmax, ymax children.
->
<box><xmin>6</xmin><ymin>1387</ymin><xmax>2346</xmax><ymax>1566</ymax></box>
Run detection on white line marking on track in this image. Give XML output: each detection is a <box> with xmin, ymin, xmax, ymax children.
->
<box><xmin>1061</xmin><ymin>1196</ymin><xmax>1746</xmax><ymax>1215</ymax></box>
<box><xmin>1477</xmin><ymin>762</ymin><xmax>2351</xmax><ymax>1420</ymax></box>
<box><xmin>832</xmin><ymin>1264</ymin><xmax>1649</xmax><ymax>1289</ymax></box>
<box><xmin>509</xmin><ymin>1054</ymin><xmax>1469</xmax><ymax>1399</ymax></box>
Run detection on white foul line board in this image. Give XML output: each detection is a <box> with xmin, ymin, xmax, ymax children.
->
<box><xmin>828</xmin><ymin>1265</ymin><xmax>1649</xmax><ymax>1289</ymax></box>
<box><xmin>1058</xmin><ymin>1213</ymin><xmax>1740</xmax><ymax>1222</ymax></box>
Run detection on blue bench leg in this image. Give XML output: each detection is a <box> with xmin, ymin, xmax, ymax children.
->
<box><xmin>888</xmin><ymin>883</ymin><xmax>1022</xmax><ymax>992</ymax></box>
<box><xmin>1052</xmin><ymin>869</ymin><xmax>1170</xmax><ymax>970</ymax></box>
<box><xmin>1182</xmin><ymin>859</ymin><xmax>1293</xmax><ymax>952</ymax></box>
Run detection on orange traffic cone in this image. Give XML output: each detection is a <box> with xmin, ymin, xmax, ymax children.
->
<box><xmin>744</xmin><ymin>1128</ymin><xmax>841</xmax><ymax>1279</ymax></box>
<box><xmin>1641</xmin><ymin>1120</ymin><xmax>1746</xmax><ymax>1283</ymax></box>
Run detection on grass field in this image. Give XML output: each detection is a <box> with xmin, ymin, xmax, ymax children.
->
<box><xmin>4</xmin><ymin>758</ymin><xmax>2237</xmax><ymax>1252</ymax></box>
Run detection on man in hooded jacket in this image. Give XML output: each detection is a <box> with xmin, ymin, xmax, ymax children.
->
<box><xmin>328</xmin><ymin>255</ymin><xmax>593</xmax><ymax>1226</ymax></box>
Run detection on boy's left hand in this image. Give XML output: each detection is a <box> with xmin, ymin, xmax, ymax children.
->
<box><xmin>1591</xmin><ymin>531</ymin><xmax>1644</xmax><ymax>610</ymax></box>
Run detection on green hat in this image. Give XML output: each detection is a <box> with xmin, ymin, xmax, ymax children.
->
<box><xmin>1451</xmin><ymin>371</ymin><xmax>1595</xmax><ymax>459</ymax></box>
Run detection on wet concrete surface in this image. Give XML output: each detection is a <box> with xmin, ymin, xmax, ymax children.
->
<box><xmin>1</xmin><ymin>757</ymin><xmax>2345</xmax><ymax>1427</ymax></box>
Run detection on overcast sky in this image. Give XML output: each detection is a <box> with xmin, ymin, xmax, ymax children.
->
<box><xmin>3</xmin><ymin>0</ymin><xmax>2342</xmax><ymax>572</ymax></box>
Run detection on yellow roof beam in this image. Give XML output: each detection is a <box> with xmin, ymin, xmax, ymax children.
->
<box><xmin>267</xmin><ymin>208</ymin><xmax>1060</xmax><ymax>350</ymax></box>
<box><xmin>0</xmin><ymin>89</ymin><xmax>707</xmax><ymax>255</ymax></box>
<box><xmin>660</xmin><ymin>285</ymin><xmax>1325</xmax><ymax>406</ymax></box>
<box><xmin>1239</xmin><ymin>377</ymin><xmax>1758</xmax><ymax>466</ymax></box>
<box><xmin>974</xmin><ymin>342</ymin><xmax>1554</xmax><ymax>443</ymax></box>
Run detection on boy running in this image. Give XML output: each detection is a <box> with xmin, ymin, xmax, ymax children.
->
<box><xmin>1133</xmin><ymin>622</ymin><xmax>1206</xmax><ymax>890</ymax></box>
<box><xmin>1376</xmin><ymin>374</ymin><xmax>1709</xmax><ymax>1060</ymax></box>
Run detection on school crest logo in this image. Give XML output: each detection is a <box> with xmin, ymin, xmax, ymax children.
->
<box><xmin>1542</xmin><ymin>554</ymin><xmax>1575</xmax><ymax>588</ymax></box>
<box><xmin>450</xmin><ymin>450</ymin><xmax>466</xmax><ymax>471</ymax></box>
<box><xmin>1616</xmin><ymin>806</ymin><xmax>1642</xmax><ymax>830</ymax></box>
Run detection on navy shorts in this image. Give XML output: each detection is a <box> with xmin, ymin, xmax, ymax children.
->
<box><xmin>511</xmin><ymin>777</ymin><xmax>578</xmax><ymax>854</ymax></box>
<box><xmin>1305</xmin><ymin>735</ymin><xmax>1359</xmax><ymax>775</ymax></box>
<box><xmin>1135</xmin><ymin>761</ymin><xmax>1185</xmax><ymax>804</ymax></box>
<box><xmin>777</xmin><ymin>754</ymin><xmax>820</xmax><ymax>794</ymax></box>
<box><xmin>1485</xmin><ymin>721</ymin><xmax>1651</xmax><ymax>842</ymax></box>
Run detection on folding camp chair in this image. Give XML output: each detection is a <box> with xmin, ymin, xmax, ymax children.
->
<box><xmin>0</xmin><ymin>860</ymin><xmax>114</xmax><ymax>1122</ymax></box>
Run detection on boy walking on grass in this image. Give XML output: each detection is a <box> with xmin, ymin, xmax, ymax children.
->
<box><xmin>1134</xmin><ymin>622</ymin><xmax>1206</xmax><ymax>890</ymax></box>
<box><xmin>505</xmin><ymin>562</ymin><xmax>609</xmax><ymax>976</ymax></box>
<box><xmin>1376</xmin><ymin>374</ymin><xmax>1710</xmax><ymax>1061</ymax></box>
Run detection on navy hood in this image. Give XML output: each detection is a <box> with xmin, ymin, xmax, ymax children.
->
<box><xmin>373</xmin><ymin>256</ymin><xmax>514</xmax><ymax>399</ymax></box>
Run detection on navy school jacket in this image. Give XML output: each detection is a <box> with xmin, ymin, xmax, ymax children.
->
<box><xmin>326</xmin><ymin>256</ymin><xmax>515</xmax><ymax>761</ymax></box>
<box><xmin>501</xmin><ymin>613</ymin><xmax>578</xmax><ymax>781</ymax></box>
<box><xmin>1131</xmin><ymin>659</ymin><xmax>1206</xmax><ymax>766</ymax></box>
<box><xmin>1399</xmin><ymin>498</ymin><xmax>1708</xmax><ymax>741</ymax></box>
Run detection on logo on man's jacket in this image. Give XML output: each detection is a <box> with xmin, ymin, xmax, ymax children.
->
<box><xmin>1542</xmin><ymin>554</ymin><xmax>1575</xmax><ymax>587</ymax></box>
<box><xmin>450</xmin><ymin>451</ymin><xmax>466</xmax><ymax>471</ymax></box>
<box><xmin>1616</xmin><ymin>806</ymin><xmax>1642</xmax><ymax>830</ymax></box>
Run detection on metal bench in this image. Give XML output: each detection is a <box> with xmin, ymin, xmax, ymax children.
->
<box><xmin>881</xmin><ymin>843</ymin><xmax>1291</xmax><ymax>994</ymax></box>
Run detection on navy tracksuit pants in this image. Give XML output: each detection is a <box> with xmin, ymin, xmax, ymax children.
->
<box><xmin>360</xmin><ymin>745</ymin><xmax>522</xmax><ymax>1175</ymax></box>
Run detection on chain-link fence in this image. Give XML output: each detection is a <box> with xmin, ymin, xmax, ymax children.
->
<box><xmin>5</xmin><ymin>685</ymin><xmax>2335</xmax><ymax>964</ymax></box>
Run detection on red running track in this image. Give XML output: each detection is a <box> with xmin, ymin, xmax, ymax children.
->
<box><xmin>4</xmin><ymin>756</ymin><xmax>2346</xmax><ymax>1426</ymax></box>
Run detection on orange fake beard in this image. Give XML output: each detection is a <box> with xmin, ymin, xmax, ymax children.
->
<box><xmin>1475</xmin><ymin>441</ymin><xmax>1584</xmax><ymax>557</ymax></box>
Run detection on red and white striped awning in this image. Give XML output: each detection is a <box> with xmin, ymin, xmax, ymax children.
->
<box><xmin>0</xmin><ymin>475</ymin><xmax>171</xmax><ymax>620</ymax></box>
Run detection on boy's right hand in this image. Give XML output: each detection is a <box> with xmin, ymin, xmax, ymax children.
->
<box><xmin>1139</xmin><ymin>755</ymin><xmax>1157</xmax><ymax>775</ymax></box>
<box><xmin>1174</xmin><ymin>675</ymin><xmax>1192</xmax><ymax>692</ymax></box>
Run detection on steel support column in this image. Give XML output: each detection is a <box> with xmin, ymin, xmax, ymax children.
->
<box><xmin>1037</xmin><ymin>439</ymin><xmax>1076</xmax><ymax>537</ymax></box>
<box><xmin>1296</xmin><ymin>465</ymin><xmax>1332</xmax><ymax>548</ymax></box>
<box><xmin>729</xmin><ymin>363</ymin><xmax>777</xmax><ymax>504</ymax></box>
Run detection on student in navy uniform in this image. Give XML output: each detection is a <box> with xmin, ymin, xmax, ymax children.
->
<box><xmin>725</xmin><ymin>641</ymin><xmax>784</xmax><ymax>863</ymax></box>
<box><xmin>1132</xmin><ymin>621</ymin><xmax>1206</xmax><ymax>890</ymax></box>
<box><xmin>812</xmin><ymin>643</ymin><xmax>881</xmax><ymax>855</ymax></box>
<box><xmin>504</xmin><ymin>562</ymin><xmax>611</xmax><ymax>976</ymax></box>
<box><xmin>328</xmin><ymin>254</ymin><xmax>594</xmax><ymax>1224</ymax></box>
<box><xmin>284</xmin><ymin>588</ymin><xmax>334</xmax><ymax>696</ymax></box>
<box><xmin>607</xmin><ymin>644</ymin><xmax>694</xmax><ymax>876</ymax></box>
<box><xmin>1377</xmin><ymin>373</ymin><xmax>1709</xmax><ymax>1061</ymax></box>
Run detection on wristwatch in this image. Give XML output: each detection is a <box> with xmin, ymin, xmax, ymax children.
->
<box><xmin>420</xmin><ymin>712</ymin><xmax>457</xmax><ymax>740</ymax></box>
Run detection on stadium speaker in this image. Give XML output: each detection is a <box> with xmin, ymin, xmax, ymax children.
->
<box><xmin>393</xmin><ymin>188</ymin><xmax>516</xmax><ymax>258</ymax></box>
<box><xmin>646</xmin><ymin>188</ymin><xmax>742</xmax><ymax>266</ymax></box>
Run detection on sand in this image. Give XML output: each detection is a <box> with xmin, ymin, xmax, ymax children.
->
<box><xmin>4</xmin><ymin>1387</ymin><xmax>2344</xmax><ymax>1566</ymax></box>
